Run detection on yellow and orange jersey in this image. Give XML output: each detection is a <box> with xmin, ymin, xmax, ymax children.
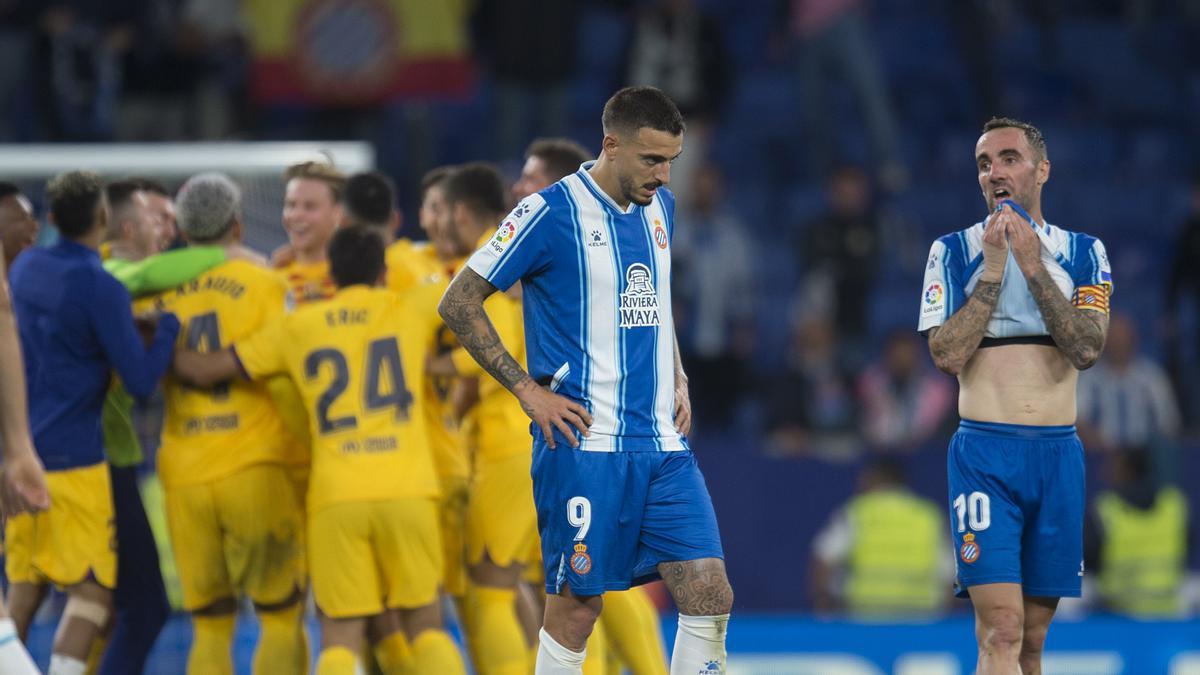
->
<box><xmin>386</xmin><ymin>238</ymin><xmax>445</xmax><ymax>295</ymax></box>
<box><xmin>150</xmin><ymin>260</ymin><xmax>303</xmax><ymax>488</ymax></box>
<box><xmin>279</xmin><ymin>259</ymin><xmax>335</xmax><ymax>306</ymax></box>
<box><xmin>234</xmin><ymin>285</ymin><xmax>441</xmax><ymax>513</ymax></box>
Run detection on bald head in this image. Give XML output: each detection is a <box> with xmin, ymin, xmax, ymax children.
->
<box><xmin>177</xmin><ymin>172</ymin><xmax>241</xmax><ymax>243</ymax></box>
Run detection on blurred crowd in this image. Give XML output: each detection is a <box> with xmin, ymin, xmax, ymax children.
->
<box><xmin>0</xmin><ymin>0</ymin><xmax>1198</xmax><ymax>618</ymax></box>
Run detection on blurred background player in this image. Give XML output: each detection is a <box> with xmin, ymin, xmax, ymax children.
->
<box><xmin>1086</xmin><ymin>449</ymin><xmax>1192</xmax><ymax>618</ymax></box>
<box><xmin>0</xmin><ymin>234</ymin><xmax>50</xmax><ymax>675</ymax></box>
<box><xmin>809</xmin><ymin>458</ymin><xmax>951</xmax><ymax>617</ymax></box>
<box><xmin>175</xmin><ymin>225</ymin><xmax>466</xmax><ymax>675</ymax></box>
<box><xmin>920</xmin><ymin>118</ymin><xmax>1111</xmax><ymax>674</ymax></box>
<box><xmin>509</xmin><ymin>137</ymin><xmax>671</xmax><ymax>675</ymax></box>
<box><xmin>0</xmin><ymin>183</ymin><xmax>39</xmax><ymax>268</ymax></box>
<box><xmin>5</xmin><ymin>171</ymin><xmax>180</xmax><ymax>675</ymax></box>
<box><xmin>275</xmin><ymin>160</ymin><xmax>346</xmax><ymax>304</ymax></box>
<box><xmin>426</xmin><ymin>162</ymin><xmax>538</xmax><ymax>675</ymax></box>
<box><xmin>149</xmin><ymin>173</ymin><xmax>309</xmax><ymax>674</ymax></box>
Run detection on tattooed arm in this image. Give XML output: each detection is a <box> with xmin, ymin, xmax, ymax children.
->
<box><xmin>927</xmin><ymin>280</ymin><xmax>1002</xmax><ymax>376</ymax></box>
<box><xmin>1008</xmin><ymin>219</ymin><xmax>1108</xmax><ymax>370</ymax></box>
<box><xmin>927</xmin><ymin>212</ymin><xmax>1009</xmax><ymax>376</ymax></box>
<box><xmin>438</xmin><ymin>267</ymin><xmax>592</xmax><ymax>448</ymax></box>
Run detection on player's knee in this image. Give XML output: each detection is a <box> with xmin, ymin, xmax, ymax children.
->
<box><xmin>62</xmin><ymin>594</ymin><xmax>113</xmax><ymax>632</ymax></box>
<box><xmin>1020</xmin><ymin>621</ymin><xmax>1049</xmax><ymax>656</ymax></box>
<box><xmin>976</xmin><ymin>607</ymin><xmax>1023</xmax><ymax>653</ymax></box>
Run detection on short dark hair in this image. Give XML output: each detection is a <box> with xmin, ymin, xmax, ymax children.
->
<box><xmin>602</xmin><ymin>86</ymin><xmax>685</xmax><ymax>137</ymax></box>
<box><xmin>343</xmin><ymin>171</ymin><xmax>396</xmax><ymax>228</ymax></box>
<box><xmin>420</xmin><ymin>166</ymin><xmax>452</xmax><ymax>198</ymax></box>
<box><xmin>127</xmin><ymin>177</ymin><xmax>170</xmax><ymax>198</ymax></box>
<box><xmin>526</xmin><ymin>138</ymin><xmax>591</xmax><ymax>182</ymax></box>
<box><xmin>982</xmin><ymin>116</ymin><xmax>1048</xmax><ymax>161</ymax></box>
<box><xmin>46</xmin><ymin>171</ymin><xmax>105</xmax><ymax>239</ymax></box>
<box><xmin>0</xmin><ymin>182</ymin><xmax>21</xmax><ymax>202</ymax></box>
<box><xmin>328</xmin><ymin>225</ymin><xmax>385</xmax><ymax>288</ymax></box>
<box><xmin>442</xmin><ymin>162</ymin><xmax>507</xmax><ymax>217</ymax></box>
<box><xmin>106</xmin><ymin>179</ymin><xmax>143</xmax><ymax>215</ymax></box>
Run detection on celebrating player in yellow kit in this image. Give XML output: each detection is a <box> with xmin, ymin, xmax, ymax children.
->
<box><xmin>151</xmin><ymin>173</ymin><xmax>309</xmax><ymax>674</ymax></box>
<box><xmin>426</xmin><ymin>163</ymin><xmax>537</xmax><ymax>675</ymax></box>
<box><xmin>175</xmin><ymin>225</ymin><xmax>466</xmax><ymax>675</ymax></box>
<box><xmin>277</xmin><ymin>160</ymin><xmax>345</xmax><ymax>304</ymax></box>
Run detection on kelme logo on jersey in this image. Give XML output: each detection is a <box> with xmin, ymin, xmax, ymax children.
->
<box><xmin>699</xmin><ymin>661</ymin><xmax>722</xmax><ymax>674</ymax></box>
<box><xmin>960</xmin><ymin>532</ymin><xmax>980</xmax><ymax>564</ymax></box>
<box><xmin>619</xmin><ymin>263</ymin><xmax>660</xmax><ymax>328</ymax></box>
<box><xmin>489</xmin><ymin>221</ymin><xmax>516</xmax><ymax>254</ymax></box>
<box><xmin>570</xmin><ymin>543</ymin><xmax>592</xmax><ymax>575</ymax></box>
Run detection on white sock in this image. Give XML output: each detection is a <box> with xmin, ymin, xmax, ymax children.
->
<box><xmin>0</xmin><ymin>619</ymin><xmax>40</xmax><ymax>674</ymax></box>
<box><xmin>671</xmin><ymin>614</ymin><xmax>729</xmax><ymax>675</ymax></box>
<box><xmin>47</xmin><ymin>654</ymin><xmax>85</xmax><ymax>675</ymax></box>
<box><xmin>534</xmin><ymin>627</ymin><xmax>586</xmax><ymax>675</ymax></box>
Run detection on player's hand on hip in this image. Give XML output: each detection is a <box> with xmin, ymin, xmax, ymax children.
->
<box><xmin>1005</xmin><ymin>208</ymin><xmax>1044</xmax><ymax>277</ymax></box>
<box><xmin>0</xmin><ymin>449</ymin><xmax>49</xmax><ymax>518</ymax></box>
<box><xmin>980</xmin><ymin>208</ymin><xmax>1009</xmax><ymax>282</ymax></box>
<box><xmin>674</xmin><ymin>378</ymin><xmax>693</xmax><ymax>436</ymax></box>
<box><xmin>514</xmin><ymin>380</ymin><xmax>592</xmax><ymax>449</ymax></box>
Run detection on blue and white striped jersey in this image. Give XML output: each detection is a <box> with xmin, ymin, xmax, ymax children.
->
<box><xmin>918</xmin><ymin>215</ymin><xmax>1113</xmax><ymax>337</ymax></box>
<box><xmin>467</xmin><ymin>162</ymin><xmax>685</xmax><ymax>452</ymax></box>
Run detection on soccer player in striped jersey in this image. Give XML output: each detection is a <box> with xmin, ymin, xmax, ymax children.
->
<box><xmin>920</xmin><ymin>118</ymin><xmax>1111</xmax><ymax>673</ymax></box>
<box><xmin>512</xmin><ymin>139</ymin><xmax>670</xmax><ymax>675</ymax></box>
<box><xmin>276</xmin><ymin>161</ymin><xmax>345</xmax><ymax>305</ymax></box>
<box><xmin>175</xmin><ymin>225</ymin><xmax>466</xmax><ymax>675</ymax></box>
<box><xmin>440</xmin><ymin>87</ymin><xmax>731</xmax><ymax>675</ymax></box>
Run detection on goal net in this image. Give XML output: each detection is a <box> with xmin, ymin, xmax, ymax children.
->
<box><xmin>0</xmin><ymin>141</ymin><xmax>374</xmax><ymax>255</ymax></box>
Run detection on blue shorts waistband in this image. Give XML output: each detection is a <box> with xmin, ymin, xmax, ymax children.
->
<box><xmin>958</xmin><ymin>418</ymin><xmax>1077</xmax><ymax>440</ymax></box>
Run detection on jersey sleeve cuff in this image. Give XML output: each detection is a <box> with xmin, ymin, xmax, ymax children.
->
<box><xmin>230</xmin><ymin>347</ymin><xmax>252</xmax><ymax>380</ymax></box>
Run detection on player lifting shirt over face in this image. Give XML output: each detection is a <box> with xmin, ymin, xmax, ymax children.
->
<box><xmin>920</xmin><ymin>117</ymin><xmax>1111</xmax><ymax>674</ymax></box>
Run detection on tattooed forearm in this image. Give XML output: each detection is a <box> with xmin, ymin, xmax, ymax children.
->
<box><xmin>658</xmin><ymin>558</ymin><xmax>734</xmax><ymax>616</ymax></box>
<box><xmin>438</xmin><ymin>268</ymin><xmax>533</xmax><ymax>392</ymax></box>
<box><xmin>1024</xmin><ymin>267</ymin><xmax>1108</xmax><ymax>369</ymax></box>
<box><xmin>927</xmin><ymin>280</ymin><xmax>1002</xmax><ymax>376</ymax></box>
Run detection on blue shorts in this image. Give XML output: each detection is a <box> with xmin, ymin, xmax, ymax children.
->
<box><xmin>947</xmin><ymin>419</ymin><xmax>1085</xmax><ymax>598</ymax></box>
<box><xmin>532</xmin><ymin>438</ymin><xmax>724</xmax><ymax>596</ymax></box>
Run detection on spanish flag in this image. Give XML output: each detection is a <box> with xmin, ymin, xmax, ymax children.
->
<box><xmin>244</xmin><ymin>0</ymin><xmax>475</xmax><ymax>105</ymax></box>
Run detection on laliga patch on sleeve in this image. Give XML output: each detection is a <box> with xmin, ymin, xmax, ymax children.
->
<box><xmin>488</xmin><ymin>220</ymin><xmax>517</xmax><ymax>254</ymax></box>
<box><xmin>922</xmin><ymin>281</ymin><xmax>946</xmax><ymax>316</ymax></box>
<box><xmin>487</xmin><ymin>195</ymin><xmax>543</xmax><ymax>255</ymax></box>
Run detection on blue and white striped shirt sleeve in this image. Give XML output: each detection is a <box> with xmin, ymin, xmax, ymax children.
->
<box><xmin>467</xmin><ymin>194</ymin><xmax>551</xmax><ymax>291</ymax></box>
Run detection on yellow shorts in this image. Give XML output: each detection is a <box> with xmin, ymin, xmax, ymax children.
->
<box><xmin>5</xmin><ymin>462</ymin><xmax>116</xmax><ymax>589</ymax></box>
<box><xmin>440</xmin><ymin>474</ymin><xmax>469</xmax><ymax>597</ymax></box>
<box><xmin>467</xmin><ymin>451</ymin><xmax>537</xmax><ymax>568</ymax></box>
<box><xmin>165</xmin><ymin>463</ymin><xmax>305</xmax><ymax>611</ymax></box>
<box><xmin>309</xmin><ymin>498</ymin><xmax>442</xmax><ymax>619</ymax></box>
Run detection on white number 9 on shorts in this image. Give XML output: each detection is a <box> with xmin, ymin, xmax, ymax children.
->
<box><xmin>567</xmin><ymin>496</ymin><xmax>592</xmax><ymax>541</ymax></box>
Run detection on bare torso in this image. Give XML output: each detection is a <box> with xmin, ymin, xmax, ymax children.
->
<box><xmin>958</xmin><ymin>343</ymin><xmax>1077</xmax><ymax>425</ymax></box>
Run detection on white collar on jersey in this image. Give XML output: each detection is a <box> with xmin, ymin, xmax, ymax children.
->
<box><xmin>578</xmin><ymin>160</ymin><xmax>639</xmax><ymax>215</ymax></box>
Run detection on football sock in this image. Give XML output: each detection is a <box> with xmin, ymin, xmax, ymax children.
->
<box><xmin>580</xmin><ymin>620</ymin><xmax>607</xmax><ymax>675</ymax></box>
<box><xmin>467</xmin><ymin>584</ymin><xmax>526</xmax><ymax>675</ymax></box>
<box><xmin>373</xmin><ymin>631</ymin><xmax>412</xmax><ymax>674</ymax></box>
<box><xmin>47</xmin><ymin>654</ymin><xmax>86</xmax><ymax>675</ymax></box>
<box><xmin>535</xmin><ymin>628</ymin><xmax>585</xmax><ymax>675</ymax></box>
<box><xmin>189</xmin><ymin>613</ymin><xmax>235</xmax><ymax>675</ymax></box>
<box><xmin>315</xmin><ymin>646</ymin><xmax>359</xmax><ymax>675</ymax></box>
<box><xmin>411</xmin><ymin>629</ymin><xmax>466</xmax><ymax>675</ymax></box>
<box><xmin>669</xmin><ymin>614</ymin><xmax>728</xmax><ymax>675</ymax></box>
<box><xmin>0</xmin><ymin>619</ymin><xmax>40</xmax><ymax>674</ymax></box>
<box><xmin>255</xmin><ymin>602</ymin><xmax>309</xmax><ymax>675</ymax></box>
<box><xmin>600</xmin><ymin>589</ymin><xmax>668</xmax><ymax>675</ymax></box>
